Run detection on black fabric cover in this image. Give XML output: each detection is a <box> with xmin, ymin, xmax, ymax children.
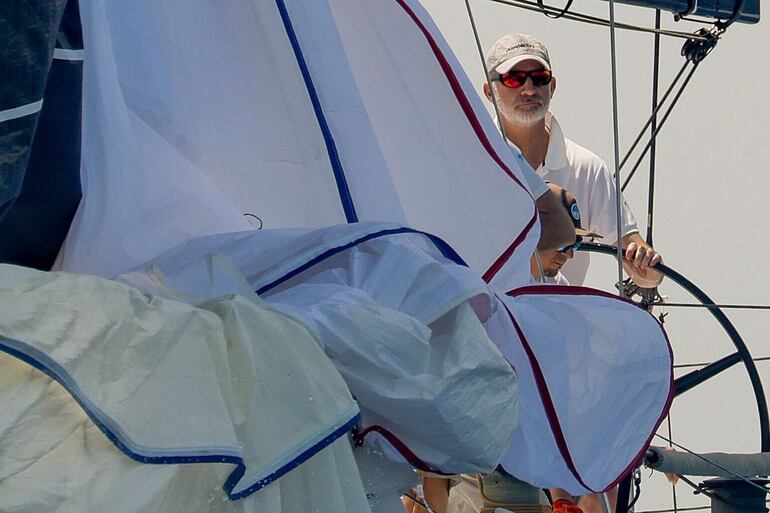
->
<box><xmin>0</xmin><ymin>0</ymin><xmax>82</xmax><ymax>269</ymax></box>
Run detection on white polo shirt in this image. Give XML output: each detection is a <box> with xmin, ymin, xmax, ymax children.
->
<box><xmin>533</xmin><ymin>113</ymin><xmax>638</xmax><ymax>285</ymax></box>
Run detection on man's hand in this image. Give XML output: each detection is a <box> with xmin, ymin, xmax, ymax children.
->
<box><xmin>621</xmin><ymin>233</ymin><xmax>663</xmax><ymax>288</ymax></box>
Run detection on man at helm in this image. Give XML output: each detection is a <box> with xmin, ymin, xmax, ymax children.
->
<box><xmin>483</xmin><ymin>33</ymin><xmax>663</xmax><ymax>288</ymax></box>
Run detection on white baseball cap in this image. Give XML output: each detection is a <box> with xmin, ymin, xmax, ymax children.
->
<box><xmin>485</xmin><ymin>33</ymin><xmax>551</xmax><ymax>75</ymax></box>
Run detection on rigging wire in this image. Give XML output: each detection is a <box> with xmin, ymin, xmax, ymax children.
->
<box><xmin>622</xmin><ymin>26</ymin><xmax>721</xmax><ymax>189</ymax></box>
<box><xmin>620</xmin><ymin>62</ymin><xmax>700</xmax><ymax>190</ymax></box>
<box><xmin>667</xmin><ymin>415</ymin><xmax>679</xmax><ymax>513</ymax></box>
<box><xmin>606</xmin><ymin>0</ymin><xmax>625</xmax><ymax>296</ymax></box>
<box><xmin>483</xmin><ymin>0</ymin><xmax>709</xmax><ymax>40</ymax></box>
<box><xmin>674</xmin><ymin>355</ymin><xmax>770</xmax><ymax>370</ymax></box>
<box><xmin>463</xmin><ymin>0</ymin><xmax>511</xmax><ymax>150</ymax></box>
<box><xmin>653</xmin><ymin>433</ymin><xmax>770</xmax><ymax>495</ymax></box>
<box><xmin>618</xmin><ymin>60</ymin><xmax>689</xmax><ymax>175</ymax></box>
<box><xmin>676</xmin><ymin>474</ymin><xmax>717</xmax><ymax>499</ymax></box>
<box><xmin>645</xmin><ymin>9</ymin><xmax>662</xmax><ymax>246</ymax></box>
<box><xmin>651</xmin><ymin>302</ymin><xmax>770</xmax><ymax>310</ymax></box>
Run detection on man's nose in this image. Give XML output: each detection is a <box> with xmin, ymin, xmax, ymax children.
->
<box><xmin>519</xmin><ymin>77</ymin><xmax>537</xmax><ymax>94</ymax></box>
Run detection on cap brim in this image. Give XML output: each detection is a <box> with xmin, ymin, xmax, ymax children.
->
<box><xmin>576</xmin><ymin>228</ymin><xmax>603</xmax><ymax>239</ymax></box>
<box><xmin>494</xmin><ymin>55</ymin><xmax>551</xmax><ymax>74</ymax></box>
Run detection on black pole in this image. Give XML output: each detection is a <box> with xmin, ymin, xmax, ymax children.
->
<box><xmin>646</xmin><ymin>10</ymin><xmax>661</xmax><ymax>247</ymax></box>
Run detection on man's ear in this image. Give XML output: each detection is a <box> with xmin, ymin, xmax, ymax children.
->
<box><xmin>483</xmin><ymin>82</ymin><xmax>492</xmax><ymax>100</ymax></box>
<box><xmin>550</xmin><ymin>76</ymin><xmax>557</xmax><ymax>97</ymax></box>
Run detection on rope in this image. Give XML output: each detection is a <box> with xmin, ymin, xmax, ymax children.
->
<box><xmin>243</xmin><ymin>213</ymin><xmax>263</xmax><ymax>229</ymax></box>
<box><xmin>673</xmin><ymin>0</ymin><xmax>698</xmax><ymax>21</ymax></box>
<box><xmin>536</xmin><ymin>0</ymin><xmax>574</xmax><ymax>19</ymax></box>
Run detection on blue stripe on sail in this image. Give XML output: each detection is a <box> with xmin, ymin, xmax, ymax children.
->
<box><xmin>256</xmin><ymin>226</ymin><xmax>468</xmax><ymax>295</ymax></box>
<box><xmin>274</xmin><ymin>0</ymin><xmax>358</xmax><ymax>223</ymax></box>
<box><xmin>227</xmin><ymin>413</ymin><xmax>361</xmax><ymax>499</ymax></box>
<box><xmin>0</xmin><ymin>335</ymin><xmax>360</xmax><ymax>500</ymax></box>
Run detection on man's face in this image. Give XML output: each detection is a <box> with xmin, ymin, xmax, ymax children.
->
<box><xmin>537</xmin><ymin>247</ymin><xmax>572</xmax><ymax>277</ymax></box>
<box><xmin>495</xmin><ymin>59</ymin><xmax>554</xmax><ymax>127</ymax></box>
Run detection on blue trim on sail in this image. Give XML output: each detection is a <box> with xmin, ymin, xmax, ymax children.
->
<box><xmin>0</xmin><ymin>335</ymin><xmax>360</xmax><ymax>500</ymax></box>
<box><xmin>274</xmin><ymin>0</ymin><xmax>358</xmax><ymax>223</ymax></box>
<box><xmin>227</xmin><ymin>413</ymin><xmax>361</xmax><ymax>499</ymax></box>
<box><xmin>256</xmin><ymin>227</ymin><xmax>468</xmax><ymax>295</ymax></box>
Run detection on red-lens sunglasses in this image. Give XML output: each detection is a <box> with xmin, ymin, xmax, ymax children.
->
<box><xmin>493</xmin><ymin>69</ymin><xmax>553</xmax><ymax>88</ymax></box>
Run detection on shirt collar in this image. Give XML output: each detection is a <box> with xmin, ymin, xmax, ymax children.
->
<box><xmin>538</xmin><ymin>112</ymin><xmax>569</xmax><ymax>176</ymax></box>
<box><xmin>495</xmin><ymin>112</ymin><xmax>569</xmax><ymax>174</ymax></box>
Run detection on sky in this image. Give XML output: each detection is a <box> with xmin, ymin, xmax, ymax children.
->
<box><xmin>418</xmin><ymin>1</ymin><xmax>770</xmax><ymax>510</ymax></box>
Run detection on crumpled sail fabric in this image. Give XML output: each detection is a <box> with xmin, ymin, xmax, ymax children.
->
<box><xmin>42</xmin><ymin>0</ymin><xmax>673</xmax><ymax>501</ymax></box>
<box><xmin>488</xmin><ymin>286</ymin><xmax>674</xmax><ymax>494</ymax></box>
<box><xmin>118</xmin><ymin>224</ymin><xmax>520</xmax><ymax>474</ymax></box>
<box><xmin>0</xmin><ymin>264</ymin><xmax>368</xmax><ymax>511</ymax></box>
<box><xmin>55</xmin><ymin>0</ymin><xmax>539</xmax><ymax>288</ymax></box>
